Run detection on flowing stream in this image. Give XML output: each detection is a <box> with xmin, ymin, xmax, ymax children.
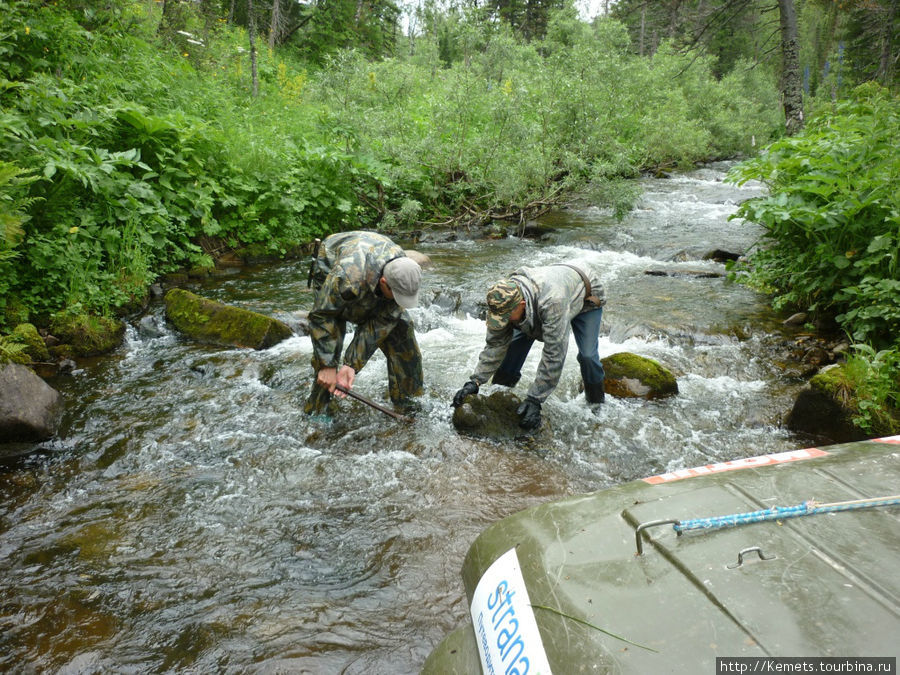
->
<box><xmin>1</xmin><ymin>163</ymin><xmax>811</xmax><ymax>673</ymax></box>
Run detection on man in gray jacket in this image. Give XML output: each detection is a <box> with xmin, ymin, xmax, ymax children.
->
<box><xmin>452</xmin><ymin>263</ymin><xmax>607</xmax><ymax>430</ymax></box>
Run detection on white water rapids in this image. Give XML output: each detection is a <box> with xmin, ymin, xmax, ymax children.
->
<box><xmin>1</xmin><ymin>163</ymin><xmax>813</xmax><ymax>672</ymax></box>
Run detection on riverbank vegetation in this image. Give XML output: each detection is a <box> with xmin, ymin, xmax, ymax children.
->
<box><xmin>1</xmin><ymin>0</ymin><xmax>897</xmax><ymax>430</ymax></box>
<box><xmin>728</xmin><ymin>82</ymin><xmax>900</xmax><ymax>433</ymax></box>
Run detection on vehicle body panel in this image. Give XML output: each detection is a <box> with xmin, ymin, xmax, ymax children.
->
<box><xmin>423</xmin><ymin>437</ymin><xmax>900</xmax><ymax>673</ymax></box>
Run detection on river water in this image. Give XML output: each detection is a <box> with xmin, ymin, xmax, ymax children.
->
<box><xmin>1</xmin><ymin>163</ymin><xmax>809</xmax><ymax>673</ymax></box>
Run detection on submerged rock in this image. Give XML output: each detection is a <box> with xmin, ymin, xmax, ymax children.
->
<box><xmin>0</xmin><ymin>364</ymin><xmax>63</xmax><ymax>443</ymax></box>
<box><xmin>452</xmin><ymin>390</ymin><xmax>552</xmax><ymax>447</ymax></box>
<box><xmin>164</xmin><ymin>288</ymin><xmax>293</xmax><ymax>350</ymax></box>
<box><xmin>601</xmin><ymin>352</ymin><xmax>678</xmax><ymax>399</ymax></box>
<box><xmin>702</xmin><ymin>249</ymin><xmax>742</xmax><ymax>262</ymax></box>
<box><xmin>644</xmin><ymin>268</ymin><xmax>724</xmax><ymax>279</ymax></box>
<box><xmin>138</xmin><ymin>315</ymin><xmax>166</xmax><ymax>339</ymax></box>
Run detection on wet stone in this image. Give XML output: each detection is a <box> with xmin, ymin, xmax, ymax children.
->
<box><xmin>451</xmin><ymin>390</ymin><xmax>552</xmax><ymax>448</ymax></box>
<box><xmin>164</xmin><ymin>288</ymin><xmax>293</xmax><ymax>350</ymax></box>
<box><xmin>0</xmin><ymin>364</ymin><xmax>63</xmax><ymax>443</ymax></box>
<box><xmin>601</xmin><ymin>352</ymin><xmax>678</xmax><ymax>400</ymax></box>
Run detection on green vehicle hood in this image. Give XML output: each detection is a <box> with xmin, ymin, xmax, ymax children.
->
<box><xmin>423</xmin><ymin>437</ymin><xmax>900</xmax><ymax>673</ymax></box>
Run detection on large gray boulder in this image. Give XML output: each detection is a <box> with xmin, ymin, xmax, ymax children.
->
<box><xmin>164</xmin><ymin>288</ymin><xmax>293</xmax><ymax>349</ymax></box>
<box><xmin>0</xmin><ymin>364</ymin><xmax>63</xmax><ymax>443</ymax></box>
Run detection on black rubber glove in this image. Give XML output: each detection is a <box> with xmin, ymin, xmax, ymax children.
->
<box><xmin>452</xmin><ymin>380</ymin><xmax>479</xmax><ymax>407</ymax></box>
<box><xmin>516</xmin><ymin>396</ymin><xmax>542</xmax><ymax>429</ymax></box>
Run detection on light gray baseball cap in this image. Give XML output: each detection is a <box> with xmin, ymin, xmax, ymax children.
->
<box><xmin>383</xmin><ymin>257</ymin><xmax>422</xmax><ymax>309</ymax></box>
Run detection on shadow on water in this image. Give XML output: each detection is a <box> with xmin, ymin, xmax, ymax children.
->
<box><xmin>1</xmin><ymin>163</ymin><xmax>810</xmax><ymax>672</ymax></box>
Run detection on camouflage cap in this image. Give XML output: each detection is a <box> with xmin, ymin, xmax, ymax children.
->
<box><xmin>485</xmin><ymin>279</ymin><xmax>523</xmax><ymax>330</ymax></box>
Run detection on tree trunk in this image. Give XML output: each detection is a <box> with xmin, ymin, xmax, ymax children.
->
<box><xmin>268</xmin><ymin>0</ymin><xmax>281</xmax><ymax>49</ymax></box>
<box><xmin>778</xmin><ymin>0</ymin><xmax>804</xmax><ymax>136</ymax></box>
<box><xmin>877</xmin><ymin>0</ymin><xmax>896</xmax><ymax>86</ymax></box>
<box><xmin>248</xmin><ymin>0</ymin><xmax>259</xmax><ymax>97</ymax></box>
<box><xmin>158</xmin><ymin>0</ymin><xmax>170</xmax><ymax>34</ymax></box>
<box><xmin>639</xmin><ymin>5</ymin><xmax>645</xmax><ymax>56</ymax></box>
<box><xmin>667</xmin><ymin>0</ymin><xmax>681</xmax><ymax>39</ymax></box>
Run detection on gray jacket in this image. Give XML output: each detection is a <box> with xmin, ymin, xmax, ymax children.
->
<box><xmin>470</xmin><ymin>263</ymin><xmax>605</xmax><ymax>402</ymax></box>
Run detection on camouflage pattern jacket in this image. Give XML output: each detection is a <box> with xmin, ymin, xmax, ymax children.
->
<box><xmin>308</xmin><ymin>231</ymin><xmax>409</xmax><ymax>372</ymax></box>
<box><xmin>471</xmin><ymin>263</ymin><xmax>606</xmax><ymax>403</ymax></box>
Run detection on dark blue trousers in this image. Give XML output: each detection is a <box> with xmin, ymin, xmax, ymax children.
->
<box><xmin>492</xmin><ymin>308</ymin><xmax>605</xmax><ymax>389</ymax></box>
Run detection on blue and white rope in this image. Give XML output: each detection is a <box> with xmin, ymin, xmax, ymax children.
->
<box><xmin>673</xmin><ymin>495</ymin><xmax>900</xmax><ymax>533</ymax></box>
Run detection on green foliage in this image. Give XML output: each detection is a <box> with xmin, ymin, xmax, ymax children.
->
<box><xmin>610</xmin><ymin>0</ymin><xmax>767</xmax><ymax>75</ymax></box>
<box><xmin>0</xmin><ymin>161</ymin><xmax>34</xmax><ymax>258</ymax></box>
<box><xmin>727</xmin><ymin>83</ymin><xmax>900</xmax><ymax>349</ymax></box>
<box><xmin>0</xmin><ymin>160</ymin><xmax>37</xmax><ymax>323</ymax></box>
<box><xmin>299</xmin><ymin>15</ymin><xmax>781</xmax><ymax>228</ymax></box>
<box><xmin>0</xmin><ymin>335</ymin><xmax>28</xmax><ymax>365</ymax></box>
<box><xmin>611</xmin><ymin>0</ymin><xmax>896</xmax><ymax>94</ymax></box>
<box><xmin>0</xmin><ymin>0</ymin><xmax>786</xmax><ymax>329</ymax></box>
<box><xmin>253</xmin><ymin>0</ymin><xmax>400</xmax><ymax>63</ymax></box>
<box><xmin>842</xmin><ymin>0</ymin><xmax>899</xmax><ymax>90</ymax></box>
<box><xmin>843</xmin><ymin>345</ymin><xmax>900</xmax><ymax>435</ymax></box>
<box><xmin>48</xmin><ymin>308</ymin><xmax>125</xmax><ymax>356</ymax></box>
<box><xmin>9</xmin><ymin>322</ymin><xmax>50</xmax><ymax>363</ymax></box>
<box><xmin>483</xmin><ymin>0</ymin><xmax>567</xmax><ymax>42</ymax></box>
<box><xmin>0</xmin><ymin>0</ymin><xmax>363</xmax><ymax>326</ymax></box>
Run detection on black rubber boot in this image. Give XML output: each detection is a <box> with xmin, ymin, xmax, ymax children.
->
<box><xmin>584</xmin><ymin>381</ymin><xmax>606</xmax><ymax>404</ymax></box>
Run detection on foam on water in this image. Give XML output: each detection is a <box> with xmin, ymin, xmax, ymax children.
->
<box><xmin>0</xmin><ymin>162</ymin><xmax>810</xmax><ymax>674</ymax></box>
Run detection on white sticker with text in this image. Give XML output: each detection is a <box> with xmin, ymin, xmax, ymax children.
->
<box><xmin>470</xmin><ymin>547</ymin><xmax>552</xmax><ymax>675</ymax></box>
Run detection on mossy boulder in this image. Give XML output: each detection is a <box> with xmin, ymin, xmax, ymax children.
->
<box><xmin>601</xmin><ymin>352</ymin><xmax>678</xmax><ymax>399</ymax></box>
<box><xmin>452</xmin><ymin>390</ymin><xmax>552</xmax><ymax>447</ymax></box>
<box><xmin>164</xmin><ymin>288</ymin><xmax>293</xmax><ymax>349</ymax></box>
<box><xmin>48</xmin><ymin>313</ymin><xmax>126</xmax><ymax>357</ymax></box>
<box><xmin>785</xmin><ymin>363</ymin><xmax>895</xmax><ymax>443</ymax></box>
<box><xmin>11</xmin><ymin>323</ymin><xmax>50</xmax><ymax>363</ymax></box>
<box><xmin>187</xmin><ymin>265</ymin><xmax>214</xmax><ymax>279</ymax></box>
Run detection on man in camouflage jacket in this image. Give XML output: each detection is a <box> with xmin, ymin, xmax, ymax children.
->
<box><xmin>304</xmin><ymin>231</ymin><xmax>424</xmax><ymax>415</ymax></box>
<box><xmin>452</xmin><ymin>262</ymin><xmax>606</xmax><ymax>429</ymax></box>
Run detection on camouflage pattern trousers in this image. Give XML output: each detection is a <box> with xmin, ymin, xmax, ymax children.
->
<box><xmin>304</xmin><ymin>316</ymin><xmax>424</xmax><ymax>415</ymax></box>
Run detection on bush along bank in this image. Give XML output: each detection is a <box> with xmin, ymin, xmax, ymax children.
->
<box><xmin>728</xmin><ymin>83</ymin><xmax>900</xmax><ymax>437</ymax></box>
<box><xmin>0</xmin><ymin>0</ymin><xmax>787</xmax><ymax>349</ymax></box>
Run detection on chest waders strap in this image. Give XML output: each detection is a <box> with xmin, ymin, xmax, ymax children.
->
<box><xmin>553</xmin><ymin>263</ymin><xmax>603</xmax><ymax>307</ymax></box>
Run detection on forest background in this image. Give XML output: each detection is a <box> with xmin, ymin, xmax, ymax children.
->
<box><xmin>0</xmin><ymin>0</ymin><xmax>897</xmax><ymax>430</ymax></box>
